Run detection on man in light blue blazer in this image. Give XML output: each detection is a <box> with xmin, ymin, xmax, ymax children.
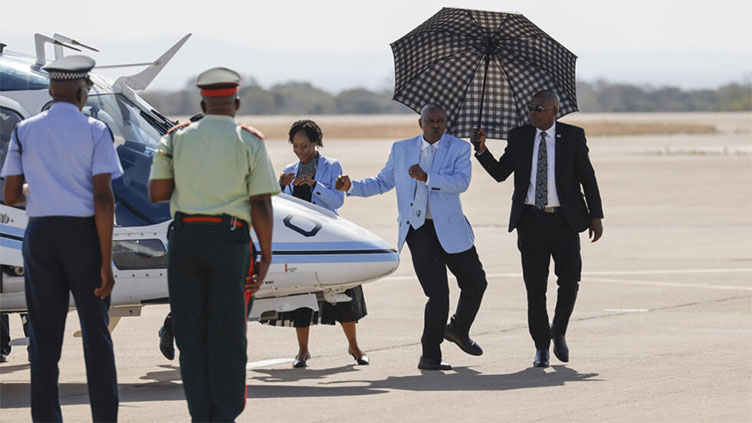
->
<box><xmin>336</xmin><ymin>104</ymin><xmax>487</xmax><ymax>371</ymax></box>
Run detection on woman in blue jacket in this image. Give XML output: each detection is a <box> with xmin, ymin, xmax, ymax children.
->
<box><xmin>270</xmin><ymin>119</ymin><xmax>369</xmax><ymax>368</ymax></box>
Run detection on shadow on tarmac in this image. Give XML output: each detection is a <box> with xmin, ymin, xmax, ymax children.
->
<box><xmin>139</xmin><ymin>364</ymin><xmax>182</xmax><ymax>384</ymax></box>
<box><xmin>0</xmin><ymin>365</ymin><xmax>185</xmax><ymax>409</ymax></box>
<box><xmin>0</xmin><ymin>363</ymin><xmax>30</xmax><ymax>375</ymax></box>
<box><xmin>251</xmin><ymin>364</ymin><xmax>360</xmax><ymax>382</ymax></box>
<box><xmin>245</xmin><ymin>365</ymin><xmax>600</xmax><ymax>399</ymax></box>
<box><xmin>0</xmin><ymin>365</ymin><xmax>599</xmax><ymax>408</ymax></box>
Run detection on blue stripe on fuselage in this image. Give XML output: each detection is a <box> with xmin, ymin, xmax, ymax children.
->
<box><xmin>0</xmin><ymin>237</ymin><xmax>23</xmax><ymax>250</ymax></box>
<box><xmin>271</xmin><ymin>241</ymin><xmax>392</xmax><ymax>251</ymax></box>
<box><xmin>271</xmin><ymin>252</ymin><xmax>398</xmax><ymax>264</ymax></box>
<box><xmin>0</xmin><ymin>224</ymin><xmax>25</xmax><ymax>238</ymax></box>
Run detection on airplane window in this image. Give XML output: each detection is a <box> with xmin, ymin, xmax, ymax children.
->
<box><xmin>41</xmin><ymin>92</ymin><xmax>165</xmax><ymax>149</ymax></box>
<box><xmin>0</xmin><ymin>61</ymin><xmax>49</xmax><ymax>91</ymax></box>
<box><xmin>83</xmin><ymin>93</ymin><xmax>164</xmax><ymax>149</ymax></box>
<box><xmin>112</xmin><ymin>239</ymin><xmax>167</xmax><ymax>270</ymax></box>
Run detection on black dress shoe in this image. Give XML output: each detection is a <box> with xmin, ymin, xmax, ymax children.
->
<box><xmin>533</xmin><ymin>349</ymin><xmax>549</xmax><ymax>368</ymax></box>
<box><xmin>292</xmin><ymin>352</ymin><xmax>311</xmax><ymax>368</ymax></box>
<box><xmin>444</xmin><ymin>325</ymin><xmax>483</xmax><ymax>356</ymax></box>
<box><xmin>158</xmin><ymin>325</ymin><xmax>175</xmax><ymax>361</ymax></box>
<box><xmin>552</xmin><ymin>335</ymin><xmax>569</xmax><ymax>363</ymax></box>
<box><xmin>349</xmin><ymin>348</ymin><xmax>370</xmax><ymax>365</ymax></box>
<box><xmin>418</xmin><ymin>356</ymin><xmax>452</xmax><ymax>371</ymax></box>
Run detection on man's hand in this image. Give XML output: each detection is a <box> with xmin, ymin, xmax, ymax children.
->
<box><xmin>471</xmin><ymin>128</ymin><xmax>487</xmax><ymax>154</ymax></box>
<box><xmin>589</xmin><ymin>218</ymin><xmax>603</xmax><ymax>243</ymax></box>
<box><xmin>335</xmin><ymin>175</ymin><xmax>351</xmax><ymax>191</ymax></box>
<box><xmin>245</xmin><ymin>277</ymin><xmax>262</xmax><ymax>295</ymax></box>
<box><xmin>95</xmin><ymin>264</ymin><xmax>115</xmax><ymax>299</ymax></box>
<box><xmin>292</xmin><ymin>174</ymin><xmax>316</xmax><ymax>187</ymax></box>
<box><xmin>408</xmin><ymin>164</ymin><xmax>427</xmax><ymax>182</ymax></box>
<box><xmin>245</xmin><ymin>257</ymin><xmax>266</xmax><ymax>294</ymax></box>
<box><xmin>253</xmin><ymin>257</ymin><xmax>271</xmax><ymax>287</ymax></box>
<box><xmin>279</xmin><ymin>172</ymin><xmax>295</xmax><ymax>186</ymax></box>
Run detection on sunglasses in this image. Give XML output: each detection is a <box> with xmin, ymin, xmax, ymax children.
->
<box><xmin>526</xmin><ymin>104</ymin><xmax>554</xmax><ymax>113</ymax></box>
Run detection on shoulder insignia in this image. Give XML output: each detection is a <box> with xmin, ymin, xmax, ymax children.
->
<box><xmin>102</xmin><ymin>122</ymin><xmax>115</xmax><ymax>144</ymax></box>
<box><xmin>167</xmin><ymin>121</ymin><xmax>191</xmax><ymax>154</ymax></box>
<box><xmin>167</xmin><ymin>121</ymin><xmax>191</xmax><ymax>135</ymax></box>
<box><xmin>241</xmin><ymin>124</ymin><xmax>265</xmax><ymax>140</ymax></box>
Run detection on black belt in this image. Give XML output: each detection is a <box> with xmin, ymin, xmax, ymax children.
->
<box><xmin>523</xmin><ymin>205</ymin><xmax>560</xmax><ymax>214</ymax></box>
<box><xmin>28</xmin><ymin>216</ymin><xmax>95</xmax><ymax>223</ymax></box>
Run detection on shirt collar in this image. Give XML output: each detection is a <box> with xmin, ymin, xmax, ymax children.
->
<box><xmin>421</xmin><ymin>135</ymin><xmax>441</xmax><ymax>150</ymax></box>
<box><xmin>202</xmin><ymin>114</ymin><xmax>237</xmax><ymax>123</ymax></box>
<box><xmin>49</xmin><ymin>101</ymin><xmax>82</xmax><ymax>114</ymax></box>
<box><xmin>535</xmin><ymin>121</ymin><xmax>556</xmax><ymax>139</ymax></box>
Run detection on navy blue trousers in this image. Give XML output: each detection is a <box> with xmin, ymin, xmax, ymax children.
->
<box><xmin>23</xmin><ymin>217</ymin><xmax>119</xmax><ymax>422</ymax></box>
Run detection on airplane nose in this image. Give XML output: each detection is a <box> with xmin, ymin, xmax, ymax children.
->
<box><xmin>256</xmin><ymin>195</ymin><xmax>399</xmax><ymax>294</ymax></box>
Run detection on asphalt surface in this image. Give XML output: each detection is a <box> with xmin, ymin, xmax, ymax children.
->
<box><xmin>1</xmin><ymin>113</ymin><xmax>750</xmax><ymax>422</ymax></box>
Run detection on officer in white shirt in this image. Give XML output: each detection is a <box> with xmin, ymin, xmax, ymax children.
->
<box><xmin>1</xmin><ymin>55</ymin><xmax>123</xmax><ymax>423</ymax></box>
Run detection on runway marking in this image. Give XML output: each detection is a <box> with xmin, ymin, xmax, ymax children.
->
<box><xmin>582</xmin><ymin>268</ymin><xmax>752</xmax><ymax>276</ymax></box>
<box><xmin>587</xmin><ymin>277</ymin><xmax>752</xmax><ymax>291</ymax></box>
<box><xmin>603</xmin><ymin>308</ymin><xmax>649</xmax><ymax>313</ymax></box>
<box><xmin>383</xmin><ymin>268</ymin><xmax>752</xmax><ymax>292</ymax></box>
<box><xmin>246</xmin><ymin>358</ymin><xmax>294</xmax><ymax>369</ymax></box>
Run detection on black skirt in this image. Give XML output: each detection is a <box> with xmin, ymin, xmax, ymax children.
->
<box><xmin>259</xmin><ymin>285</ymin><xmax>367</xmax><ymax>328</ymax></box>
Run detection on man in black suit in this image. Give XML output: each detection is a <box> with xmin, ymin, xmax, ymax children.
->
<box><xmin>472</xmin><ymin>90</ymin><xmax>604</xmax><ymax>367</ymax></box>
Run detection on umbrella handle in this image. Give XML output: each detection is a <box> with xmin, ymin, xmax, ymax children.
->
<box><xmin>473</xmin><ymin>55</ymin><xmax>491</xmax><ymax>150</ymax></box>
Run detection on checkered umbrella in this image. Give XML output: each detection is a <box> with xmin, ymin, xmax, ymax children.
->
<box><xmin>391</xmin><ymin>8</ymin><xmax>578</xmax><ymax>140</ymax></box>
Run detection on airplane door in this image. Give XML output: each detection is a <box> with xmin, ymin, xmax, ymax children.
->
<box><xmin>0</xmin><ymin>106</ymin><xmax>26</xmax><ymax>268</ymax></box>
<box><xmin>0</xmin><ymin>206</ymin><xmax>26</xmax><ymax>268</ymax></box>
<box><xmin>0</xmin><ymin>106</ymin><xmax>27</xmax><ymax>310</ymax></box>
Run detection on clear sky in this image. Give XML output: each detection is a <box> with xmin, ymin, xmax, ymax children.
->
<box><xmin>3</xmin><ymin>0</ymin><xmax>751</xmax><ymax>92</ymax></box>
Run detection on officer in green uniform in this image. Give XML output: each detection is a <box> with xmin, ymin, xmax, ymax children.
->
<box><xmin>148</xmin><ymin>67</ymin><xmax>278</xmax><ymax>422</ymax></box>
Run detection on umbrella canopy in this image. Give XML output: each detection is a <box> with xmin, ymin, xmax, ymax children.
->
<box><xmin>391</xmin><ymin>7</ymin><xmax>578</xmax><ymax>140</ymax></box>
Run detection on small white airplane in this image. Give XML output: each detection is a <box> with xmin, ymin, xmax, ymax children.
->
<box><xmin>0</xmin><ymin>34</ymin><xmax>399</xmax><ymax>333</ymax></box>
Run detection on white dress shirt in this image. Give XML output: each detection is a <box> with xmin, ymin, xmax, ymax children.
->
<box><xmin>420</xmin><ymin>137</ymin><xmax>439</xmax><ymax>219</ymax></box>
<box><xmin>525</xmin><ymin>121</ymin><xmax>561</xmax><ymax>207</ymax></box>
<box><xmin>1</xmin><ymin>102</ymin><xmax>124</xmax><ymax>217</ymax></box>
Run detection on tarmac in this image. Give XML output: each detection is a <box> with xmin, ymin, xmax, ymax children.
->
<box><xmin>1</xmin><ymin>113</ymin><xmax>751</xmax><ymax>422</ymax></box>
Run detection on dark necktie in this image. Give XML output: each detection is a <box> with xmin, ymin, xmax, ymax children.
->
<box><xmin>534</xmin><ymin>131</ymin><xmax>548</xmax><ymax>210</ymax></box>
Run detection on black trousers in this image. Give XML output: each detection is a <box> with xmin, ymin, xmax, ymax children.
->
<box><xmin>0</xmin><ymin>314</ymin><xmax>30</xmax><ymax>358</ymax></box>
<box><xmin>406</xmin><ymin>220</ymin><xmax>487</xmax><ymax>360</ymax></box>
<box><xmin>516</xmin><ymin>208</ymin><xmax>581</xmax><ymax>349</ymax></box>
<box><xmin>23</xmin><ymin>217</ymin><xmax>119</xmax><ymax>423</ymax></box>
<box><xmin>167</xmin><ymin>217</ymin><xmax>250</xmax><ymax>422</ymax></box>
<box><xmin>1</xmin><ymin>314</ymin><xmax>10</xmax><ymax>355</ymax></box>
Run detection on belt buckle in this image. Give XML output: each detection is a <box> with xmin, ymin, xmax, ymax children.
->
<box><xmin>543</xmin><ymin>207</ymin><xmax>556</xmax><ymax>213</ymax></box>
<box><xmin>229</xmin><ymin>216</ymin><xmax>238</xmax><ymax>231</ymax></box>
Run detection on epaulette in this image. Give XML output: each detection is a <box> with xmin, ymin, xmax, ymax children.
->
<box><xmin>167</xmin><ymin>121</ymin><xmax>191</xmax><ymax>135</ymax></box>
<box><xmin>166</xmin><ymin>121</ymin><xmax>192</xmax><ymax>156</ymax></box>
<box><xmin>241</xmin><ymin>124</ymin><xmax>265</xmax><ymax>140</ymax></box>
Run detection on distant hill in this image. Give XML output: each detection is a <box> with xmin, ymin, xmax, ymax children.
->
<box><xmin>141</xmin><ymin>78</ymin><xmax>751</xmax><ymax>116</ymax></box>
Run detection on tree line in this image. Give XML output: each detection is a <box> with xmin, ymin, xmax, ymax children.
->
<box><xmin>141</xmin><ymin>77</ymin><xmax>752</xmax><ymax>116</ymax></box>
